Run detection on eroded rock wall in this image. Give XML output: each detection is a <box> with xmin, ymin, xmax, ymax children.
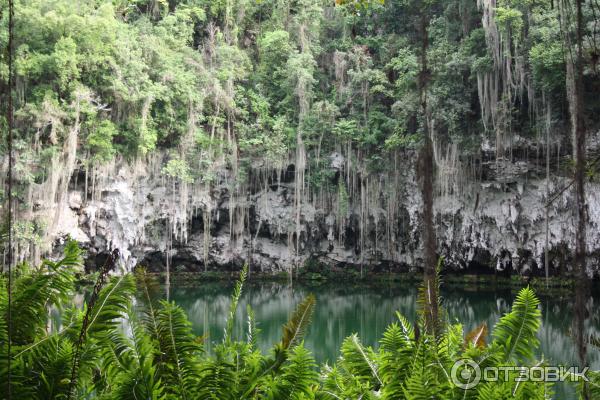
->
<box><xmin>46</xmin><ymin>140</ymin><xmax>600</xmax><ymax>278</ymax></box>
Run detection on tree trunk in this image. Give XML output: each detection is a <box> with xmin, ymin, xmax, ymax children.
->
<box><xmin>574</xmin><ymin>1</ymin><xmax>586</xmax><ymax>286</ymax></box>
<box><xmin>573</xmin><ymin>1</ymin><xmax>589</xmax><ymax>398</ymax></box>
<box><xmin>417</xmin><ymin>6</ymin><xmax>439</xmax><ymax>335</ymax></box>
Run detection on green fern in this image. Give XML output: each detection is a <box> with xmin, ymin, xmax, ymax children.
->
<box><xmin>84</xmin><ymin>275</ymin><xmax>136</xmax><ymax>339</ymax></box>
<box><xmin>267</xmin><ymin>343</ymin><xmax>317</xmax><ymax>400</ymax></box>
<box><xmin>241</xmin><ymin>294</ymin><xmax>317</xmax><ymax>398</ymax></box>
<box><xmin>224</xmin><ymin>265</ymin><xmax>248</xmax><ymax>345</ymax></box>
<box><xmin>99</xmin><ymin>308</ymin><xmax>164</xmax><ymax>400</ymax></box>
<box><xmin>340</xmin><ymin>334</ymin><xmax>382</xmax><ymax>388</ymax></box>
<box><xmin>584</xmin><ymin>370</ymin><xmax>600</xmax><ymax>400</ymax></box>
<box><xmin>416</xmin><ymin>257</ymin><xmax>445</xmax><ymax>338</ymax></box>
<box><xmin>7</xmin><ymin>239</ymin><xmax>81</xmax><ymax>344</ymax></box>
<box><xmin>155</xmin><ymin>300</ymin><xmax>202</xmax><ymax>400</ymax></box>
<box><xmin>281</xmin><ymin>294</ymin><xmax>316</xmax><ymax>351</ymax></box>
<box><xmin>247</xmin><ymin>304</ymin><xmax>260</xmax><ymax>350</ymax></box>
<box><xmin>492</xmin><ymin>286</ymin><xmax>541</xmax><ymax>363</ymax></box>
<box><xmin>196</xmin><ymin>358</ymin><xmax>238</xmax><ymax>400</ymax></box>
<box><xmin>379</xmin><ymin>317</ymin><xmax>417</xmax><ymax>399</ymax></box>
<box><xmin>402</xmin><ymin>337</ymin><xmax>450</xmax><ymax>400</ymax></box>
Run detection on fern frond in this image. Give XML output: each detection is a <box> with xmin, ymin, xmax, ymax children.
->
<box><xmin>84</xmin><ymin>275</ymin><xmax>136</xmax><ymax>339</ymax></box>
<box><xmin>247</xmin><ymin>304</ymin><xmax>260</xmax><ymax>350</ymax></box>
<box><xmin>100</xmin><ymin>309</ymin><xmax>164</xmax><ymax>400</ymax></box>
<box><xmin>26</xmin><ymin>335</ymin><xmax>74</xmax><ymax>400</ymax></box>
<box><xmin>318</xmin><ymin>363</ymin><xmax>375</xmax><ymax>400</ymax></box>
<box><xmin>42</xmin><ymin>239</ymin><xmax>84</xmax><ymax>272</ymax></box>
<box><xmin>224</xmin><ymin>265</ymin><xmax>248</xmax><ymax>344</ymax></box>
<box><xmin>492</xmin><ymin>286</ymin><xmax>541</xmax><ymax>363</ymax></box>
<box><xmin>155</xmin><ymin>300</ymin><xmax>202</xmax><ymax>400</ymax></box>
<box><xmin>268</xmin><ymin>344</ymin><xmax>317</xmax><ymax>400</ymax></box>
<box><xmin>196</xmin><ymin>358</ymin><xmax>237</xmax><ymax>400</ymax></box>
<box><xmin>241</xmin><ymin>294</ymin><xmax>316</xmax><ymax>397</ymax></box>
<box><xmin>402</xmin><ymin>336</ymin><xmax>451</xmax><ymax>400</ymax></box>
<box><xmin>0</xmin><ymin>277</ymin><xmax>7</xmax><ymax>344</ymax></box>
<box><xmin>584</xmin><ymin>370</ymin><xmax>600</xmax><ymax>400</ymax></box>
<box><xmin>7</xmin><ymin>241</ymin><xmax>82</xmax><ymax>344</ymax></box>
<box><xmin>416</xmin><ymin>257</ymin><xmax>445</xmax><ymax>338</ymax></box>
<box><xmin>340</xmin><ymin>334</ymin><xmax>382</xmax><ymax>388</ymax></box>
<box><xmin>403</xmin><ymin>366</ymin><xmax>447</xmax><ymax>400</ymax></box>
<box><xmin>475</xmin><ymin>381</ymin><xmax>513</xmax><ymax>400</ymax></box>
<box><xmin>281</xmin><ymin>294</ymin><xmax>316</xmax><ymax>351</ymax></box>
<box><xmin>379</xmin><ymin>321</ymin><xmax>416</xmax><ymax>398</ymax></box>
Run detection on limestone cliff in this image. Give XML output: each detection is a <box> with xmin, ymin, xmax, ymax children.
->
<box><xmin>36</xmin><ymin>134</ymin><xmax>600</xmax><ymax>278</ymax></box>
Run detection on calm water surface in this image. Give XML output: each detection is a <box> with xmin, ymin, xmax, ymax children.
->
<box><xmin>168</xmin><ymin>281</ymin><xmax>600</xmax><ymax>399</ymax></box>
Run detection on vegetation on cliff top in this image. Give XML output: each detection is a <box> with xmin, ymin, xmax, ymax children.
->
<box><xmin>1</xmin><ymin>0</ymin><xmax>599</xmax><ymax>258</ymax></box>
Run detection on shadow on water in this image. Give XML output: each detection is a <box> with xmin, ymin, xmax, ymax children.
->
<box><xmin>161</xmin><ymin>281</ymin><xmax>600</xmax><ymax>399</ymax></box>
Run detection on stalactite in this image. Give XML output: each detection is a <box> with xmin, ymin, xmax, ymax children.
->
<box><xmin>359</xmin><ymin>176</ymin><xmax>366</xmax><ymax>278</ymax></box>
<box><xmin>431</xmin><ymin>126</ymin><xmax>463</xmax><ymax>198</ymax></box>
<box><xmin>19</xmin><ymin>89</ymin><xmax>91</xmax><ymax>264</ymax></box>
<box><xmin>545</xmin><ymin>99</ymin><xmax>551</xmax><ymax>286</ymax></box>
<box><xmin>203</xmin><ymin>207</ymin><xmax>211</xmax><ymax>272</ymax></box>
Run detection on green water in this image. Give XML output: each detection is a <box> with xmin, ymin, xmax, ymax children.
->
<box><xmin>169</xmin><ymin>281</ymin><xmax>600</xmax><ymax>399</ymax></box>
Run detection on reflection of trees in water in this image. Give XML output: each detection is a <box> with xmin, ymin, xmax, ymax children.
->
<box><xmin>442</xmin><ymin>288</ymin><xmax>511</xmax><ymax>335</ymax></box>
<box><xmin>170</xmin><ymin>282</ymin><xmax>419</xmax><ymax>362</ymax></box>
<box><xmin>168</xmin><ymin>282</ymin><xmax>600</xmax><ymax>367</ymax></box>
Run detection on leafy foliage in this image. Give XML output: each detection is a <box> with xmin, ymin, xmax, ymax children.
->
<box><xmin>492</xmin><ymin>287</ymin><xmax>541</xmax><ymax>363</ymax></box>
<box><xmin>1</xmin><ymin>242</ymin><xmax>595</xmax><ymax>399</ymax></box>
<box><xmin>0</xmin><ymin>242</ymin><xmax>322</xmax><ymax>399</ymax></box>
<box><xmin>318</xmin><ymin>284</ymin><xmax>555</xmax><ymax>400</ymax></box>
<box><xmin>3</xmin><ymin>0</ymin><xmax>597</xmax><ymax>215</ymax></box>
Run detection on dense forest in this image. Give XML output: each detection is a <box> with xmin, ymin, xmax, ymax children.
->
<box><xmin>0</xmin><ymin>0</ymin><xmax>599</xmax><ymax>278</ymax></box>
<box><xmin>2</xmin><ymin>0</ymin><xmax>600</xmax><ymax>399</ymax></box>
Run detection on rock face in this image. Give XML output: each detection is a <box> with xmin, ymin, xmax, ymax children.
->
<box><xmin>50</xmin><ymin>141</ymin><xmax>600</xmax><ymax>278</ymax></box>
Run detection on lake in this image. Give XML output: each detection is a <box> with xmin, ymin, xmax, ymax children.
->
<box><xmin>168</xmin><ymin>280</ymin><xmax>600</xmax><ymax>399</ymax></box>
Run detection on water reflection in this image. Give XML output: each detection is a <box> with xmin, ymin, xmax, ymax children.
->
<box><xmin>171</xmin><ymin>283</ymin><xmax>600</xmax><ymax>365</ymax></box>
<box><xmin>169</xmin><ymin>281</ymin><xmax>600</xmax><ymax>399</ymax></box>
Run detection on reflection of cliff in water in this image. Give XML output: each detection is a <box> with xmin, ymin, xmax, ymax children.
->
<box><xmin>168</xmin><ymin>282</ymin><xmax>600</xmax><ymax>371</ymax></box>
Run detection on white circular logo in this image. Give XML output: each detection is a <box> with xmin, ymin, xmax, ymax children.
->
<box><xmin>451</xmin><ymin>359</ymin><xmax>481</xmax><ymax>390</ymax></box>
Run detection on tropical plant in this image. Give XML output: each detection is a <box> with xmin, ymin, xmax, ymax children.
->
<box><xmin>317</xmin><ymin>282</ymin><xmax>554</xmax><ymax>400</ymax></box>
<box><xmin>0</xmin><ymin>244</ymin><xmax>319</xmax><ymax>399</ymax></box>
<box><xmin>1</xmin><ymin>243</ymin><xmax>595</xmax><ymax>399</ymax></box>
